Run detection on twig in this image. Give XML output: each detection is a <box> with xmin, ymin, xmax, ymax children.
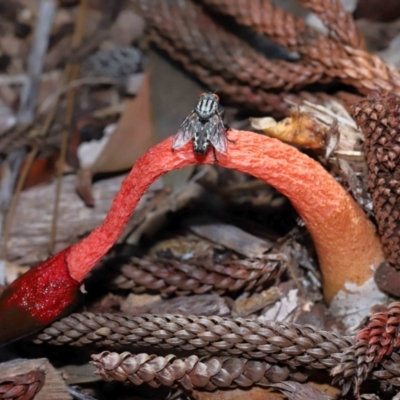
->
<box><xmin>1</xmin><ymin>113</ymin><xmax>55</xmax><ymax>258</ymax></box>
<box><xmin>0</xmin><ymin>74</ymin><xmax>27</xmax><ymax>85</ymax></box>
<box><xmin>17</xmin><ymin>0</ymin><xmax>56</xmax><ymax>125</ymax></box>
<box><xmin>0</xmin><ymin>0</ymin><xmax>56</xmax><ymax>260</ymax></box>
<box><xmin>67</xmin><ymin>386</ymin><xmax>98</xmax><ymax>400</ymax></box>
<box><xmin>49</xmin><ymin>0</ymin><xmax>89</xmax><ymax>253</ymax></box>
<box><xmin>38</xmin><ymin>77</ymin><xmax>118</xmax><ymax>116</ymax></box>
<box><xmin>0</xmin><ymin>149</ymin><xmax>25</xmax><ymax>283</ymax></box>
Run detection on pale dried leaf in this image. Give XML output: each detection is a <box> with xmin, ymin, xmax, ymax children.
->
<box><xmin>7</xmin><ymin>174</ymin><xmax>160</xmax><ymax>264</ymax></box>
<box><xmin>192</xmin><ymin>386</ymin><xmax>285</xmax><ymax>400</ymax></box>
<box><xmin>294</xmin><ymin>100</ymin><xmax>363</xmax><ymax>152</ymax></box>
<box><xmin>90</xmin><ymin>70</ymin><xmax>153</xmax><ymax>173</ymax></box>
<box><xmin>233</xmin><ymin>287</ymin><xmax>282</xmax><ymax>317</ymax></box>
<box><xmin>251</xmin><ymin>112</ymin><xmax>327</xmax><ymax>150</ymax></box>
<box><xmin>270</xmin><ymin>381</ymin><xmax>333</xmax><ymax>400</ymax></box>
<box><xmin>189</xmin><ymin>221</ymin><xmax>273</xmax><ymax>258</ymax></box>
<box><xmin>0</xmin><ymin>358</ymin><xmax>71</xmax><ymax>400</ymax></box>
<box><xmin>60</xmin><ymin>363</ymin><xmax>100</xmax><ymax>385</ymax></box>
<box><xmin>259</xmin><ymin>289</ymin><xmax>300</xmax><ymax>322</ymax></box>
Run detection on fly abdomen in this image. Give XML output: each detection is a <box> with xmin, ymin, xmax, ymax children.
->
<box><xmin>193</xmin><ymin>130</ymin><xmax>210</xmax><ymax>154</ymax></box>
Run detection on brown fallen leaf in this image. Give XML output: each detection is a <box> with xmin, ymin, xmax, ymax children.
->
<box><xmin>8</xmin><ymin>173</ymin><xmax>160</xmax><ymax>264</ymax></box>
<box><xmin>122</xmin><ymin>182</ymin><xmax>205</xmax><ymax>245</ymax></box>
<box><xmin>91</xmin><ymin>70</ymin><xmax>153</xmax><ymax>174</ymax></box>
<box><xmin>269</xmin><ymin>381</ymin><xmax>333</xmax><ymax>400</ymax></box>
<box><xmin>0</xmin><ymin>358</ymin><xmax>71</xmax><ymax>400</ymax></box>
<box><xmin>233</xmin><ymin>287</ymin><xmax>282</xmax><ymax>317</ymax></box>
<box><xmin>189</xmin><ymin>221</ymin><xmax>273</xmax><ymax>258</ymax></box>
<box><xmin>60</xmin><ymin>363</ymin><xmax>100</xmax><ymax>385</ymax></box>
<box><xmin>250</xmin><ymin>111</ymin><xmax>327</xmax><ymax>150</ymax></box>
<box><xmin>148</xmin><ymin>49</ymin><xmax>203</xmax><ymax>190</ymax></box>
<box><xmin>136</xmin><ymin>294</ymin><xmax>230</xmax><ymax>316</ymax></box>
<box><xmin>192</xmin><ymin>386</ymin><xmax>285</xmax><ymax>400</ymax></box>
<box><xmin>0</xmin><ymin>369</ymin><xmax>45</xmax><ymax>400</ymax></box>
<box><xmin>76</xmin><ymin>70</ymin><xmax>154</xmax><ymax>205</ymax></box>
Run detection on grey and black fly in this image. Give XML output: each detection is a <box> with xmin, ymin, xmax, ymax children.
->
<box><xmin>172</xmin><ymin>92</ymin><xmax>230</xmax><ymax>161</ymax></box>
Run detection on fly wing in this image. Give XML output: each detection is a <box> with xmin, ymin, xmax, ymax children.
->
<box><xmin>207</xmin><ymin>114</ymin><xmax>228</xmax><ymax>153</ymax></box>
<box><xmin>172</xmin><ymin>111</ymin><xmax>196</xmax><ymax>150</ymax></box>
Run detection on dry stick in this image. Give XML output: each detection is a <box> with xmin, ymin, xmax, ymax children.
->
<box><xmin>0</xmin><ymin>150</ymin><xmax>25</xmax><ymax>284</ymax></box>
<box><xmin>1</xmin><ymin>149</ymin><xmax>38</xmax><ymax>259</ymax></box>
<box><xmin>49</xmin><ymin>0</ymin><xmax>88</xmax><ymax>253</ymax></box>
<box><xmin>2</xmin><ymin>98</ymin><xmax>61</xmax><ymax>258</ymax></box>
<box><xmin>17</xmin><ymin>0</ymin><xmax>56</xmax><ymax>125</ymax></box>
<box><xmin>1</xmin><ymin>8</ymin><xmax>100</xmax><ymax>258</ymax></box>
<box><xmin>0</xmin><ymin>74</ymin><xmax>27</xmax><ymax>86</ymax></box>
<box><xmin>0</xmin><ymin>0</ymin><xmax>56</xmax><ymax>262</ymax></box>
<box><xmin>38</xmin><ymin>77</ymin><xmax>117</xmax><ymax>117</ymax></box>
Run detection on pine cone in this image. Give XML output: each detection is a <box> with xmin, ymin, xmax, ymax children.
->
<box><xmin>352</xmin><ymin>92</ymin><xmax>400</xmax><ymax>269</ymax></box>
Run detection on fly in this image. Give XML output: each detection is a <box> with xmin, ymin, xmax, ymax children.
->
<box><xmin>172</xmin><ymin>92</ymin><xmax>230</xmax><ymax>161</ymax></box>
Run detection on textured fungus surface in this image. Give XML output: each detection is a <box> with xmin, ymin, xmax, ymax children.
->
<box><xmin>69</xmin><ymin>130</ymin><xmax>383</xmax><ymax>302</ymax></box>
<box><xmin>0</xmin><ymin>129</ymin><xmax>384</xmax><ymax>346</ymax></box>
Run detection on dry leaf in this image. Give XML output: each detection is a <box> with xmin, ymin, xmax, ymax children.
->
<box><xmin>90</xmin><ymin>70</ymin><xmax>153</xmax><ymax>174</ymax></box>
<box><xmin>233</xmin><ymin>287</ymin><xmax>282</xmax><ymax>317</ymax></box>
<box><xmin>0</xmin><ymin>358</ymin><xmax>71</xmax><ymax>400</ymax></box>
<box><xmin>60</xmin><ymin>363</ymin><xmax>99</xmax><ymax>385</ymax></box>
<box><xmin>76</xmin><ymin>70</ymin><xmax>154</xmax><ymax>205</ymax></box>
<box><xmin>259</xmin><ymin>289</ymin><xmax>300</xmax><ymax>322</ymax></box>
<box><xmin>189</xmin><ymin>221</ymin><xmax>273</xmax><ymax>258</ymax></box>
<box><xmin>251</xmin><ymin>111</ymin><xmax>327</xmax><ymax>150</ymax></box>
<box><xmin>192</xmin><ymin>386</ymin><xmax>285</xmax><ymax>400</ymax></box>
<box><xmin>270</xmin><ymin>381</ymin><xmax>333</xmax><ymax>400</ymax></box>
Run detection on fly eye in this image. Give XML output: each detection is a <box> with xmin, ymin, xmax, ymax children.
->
<box><xmin>212</xmin><ymin>93</ymin><xmax>220</xmax><ymax>101</ymax></box>
<box><xmin>199</xmin><ymin>92</ymin><xmax>207</xmax><ymax>98</ymax></box>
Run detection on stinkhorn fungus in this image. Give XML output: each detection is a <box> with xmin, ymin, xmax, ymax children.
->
<box><xmin>0</xmin><ymin>129</ymin><xmax>385</xmax><ymax>346</ymax></box>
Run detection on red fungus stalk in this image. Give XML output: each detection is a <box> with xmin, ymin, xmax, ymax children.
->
<box><xmin>0</xmin><ymin>129</ymin><xmax>385</xmax><ymax>346</ymax></box>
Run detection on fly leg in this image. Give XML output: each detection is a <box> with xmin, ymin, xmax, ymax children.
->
<box><xmin>223</xmin><ymin>123</ymin><xmax>236</xmax><ymax>144</ymax></box>
<box><xmin>212</xmin><ymin>146</ymin><xmax>218</xmax><ymax>163</ymax></box>
<box><xmin>219</xmin><ymin>110</ymin><xmax>235</xmax><ymax>145</ymax></box>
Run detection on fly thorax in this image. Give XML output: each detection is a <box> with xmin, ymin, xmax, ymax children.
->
<box><xmin>196</xmin><ymin>97</ymin><xmax>218</xmax><ymax>119</ymax></box>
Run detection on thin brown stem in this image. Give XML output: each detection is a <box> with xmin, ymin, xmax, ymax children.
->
<box><xmin>48</xmin><ymin>0</ymin><xmax>88</xmax><ymax>253</ymax></box>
